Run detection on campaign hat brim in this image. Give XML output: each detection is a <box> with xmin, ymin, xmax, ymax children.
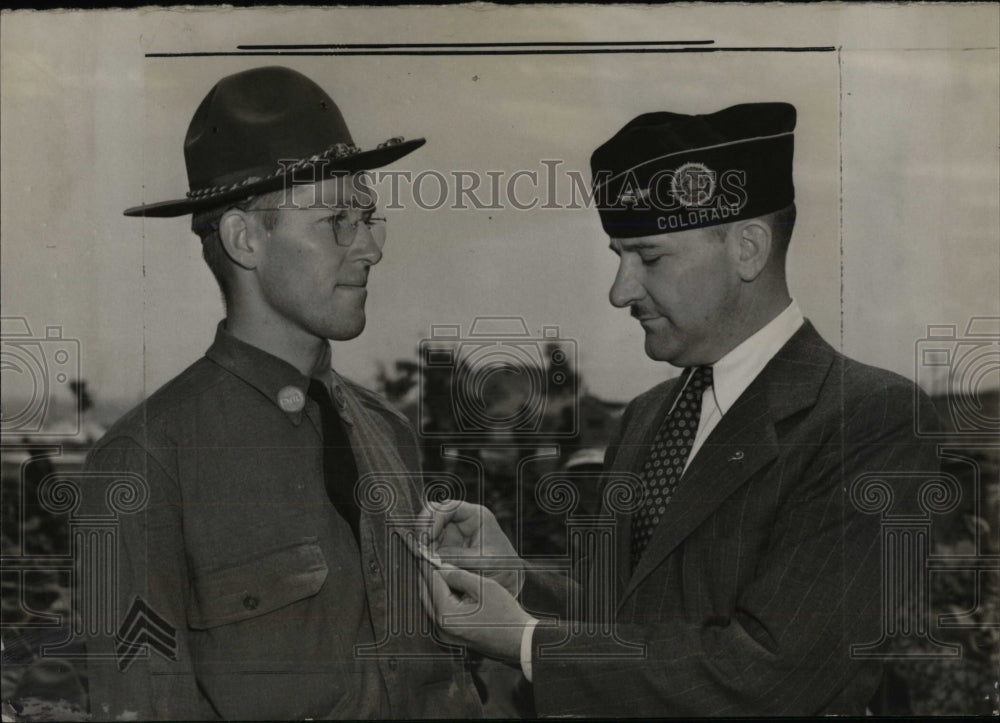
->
<box><xmin>123</xmin><ymin>137</ymin><xmax>425</xmax><ymax>218</ymax></box>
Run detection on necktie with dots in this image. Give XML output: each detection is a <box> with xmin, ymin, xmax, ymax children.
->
<box><xmin>630</xmin><ymin>365</ymin><xmax>713</xmax><ymax>570</ymax></box>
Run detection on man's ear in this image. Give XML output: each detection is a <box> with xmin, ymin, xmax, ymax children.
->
<box><xmin>219</xmin><ymin>209</ymin><xmax>260</xmax><ymax>270</ymax></box>
<box><xmin>735</xmin><ymin>220</ymin><xmax>772</xmax><ymax>281</ymax></box>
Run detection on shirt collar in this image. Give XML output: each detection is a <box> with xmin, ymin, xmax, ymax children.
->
<box><xmin>205</xmin><ymin>320</ymin><xmax>334</xmax><ymax>424</ymax></box>
<box><xmin>708</xmin><ymin>299</ymin><xmax>805</xmax><ymax>415</ymax></box>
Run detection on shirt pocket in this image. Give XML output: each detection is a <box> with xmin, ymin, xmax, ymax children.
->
<box><xmin>187</xmin><ymin>538</ymin><xmax>329</xmax><ymax>629</ymax></box>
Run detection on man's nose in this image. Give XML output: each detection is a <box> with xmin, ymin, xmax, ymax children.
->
<box><xmin>353</xmin><ymin>222</ymin><xmax>384</xmax><ymax>266</ymax></box>
<box><xmin>609</xmin><ymin>259</ymin><xmax>643</xmax><ymax>308</ymax></box>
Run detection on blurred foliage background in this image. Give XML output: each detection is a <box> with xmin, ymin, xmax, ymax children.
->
<box><xmin>1</xmin><ymin>354</ymin><xmax>997</xmax><ymax>719</ymax></box>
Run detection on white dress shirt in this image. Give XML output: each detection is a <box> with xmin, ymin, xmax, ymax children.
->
<box><xmin>519</xmin><ymin>300</ymin><xmax>805</xmax><ymax>682</ymax></box>
<box><xmin>684</xmin><ymin>299</ymin><xmax>804</xmax><ymax>473</ymax></box>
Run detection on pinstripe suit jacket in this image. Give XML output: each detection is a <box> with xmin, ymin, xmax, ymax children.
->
<box><xmin>522</xmin><ymin>321</ymin><xmax>940</xmax><ymax>716</ymax></box>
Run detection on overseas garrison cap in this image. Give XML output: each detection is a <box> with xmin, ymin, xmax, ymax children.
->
<box><xmin>591</xmin><ymin>103</ymin><xmax>796</xmax><ymax>237</ymax></box>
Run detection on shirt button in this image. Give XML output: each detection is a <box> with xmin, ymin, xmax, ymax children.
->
<box><xmin>368</xmin><ymin>560</ymin><xmax>379</xmax><ymax>574</ymax></box>
<box><xmin>277</xmin><ymin>386</ymin><xmax>305</xmax><ymax>413</ymax></box>
<box><xmin>243</xmin><ymin>595</ymin><xmax>259</xmax><ymax>611</ymax></box>
<box><xmin>332</xmin><ymin>385</ymin><xmax>347</xmax><ymax>409</ymax></box>
<box><xmin>388</xmin><ymin>658</ymin><xmax>398</xmax><ymax>671</ymax></box>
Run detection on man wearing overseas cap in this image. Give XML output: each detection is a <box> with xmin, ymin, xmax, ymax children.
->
<box><xmin>83</xmin><ymin>66</ymin><xmax>483</xmax><ymax>720</ymax></box>
<box><xmin>420</xmin><ymin>103</ymin><xmax>941</xmax><ymax>715</ymax></box>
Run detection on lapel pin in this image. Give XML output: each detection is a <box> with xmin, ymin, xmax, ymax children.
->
<box><xmin>728</xmin><ymin>450</ymin><xmax>745</xmax><ymax>463</ymax></box>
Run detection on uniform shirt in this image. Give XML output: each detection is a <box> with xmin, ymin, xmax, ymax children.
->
<box><xmin>84</xmin><ymin>322</ymin><xmax>481</xmax><ymax>720</ymax></box>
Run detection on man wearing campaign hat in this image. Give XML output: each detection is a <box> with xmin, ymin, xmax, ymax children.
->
<box><xmin>421</xmin><ymin>103</ymin><xmax>940</xmax><ymax>715</ymax></box>
<box><xmin>83</xmin><ymin>66</ymin><xmax>483</xmax><ymax>720</ymax></box>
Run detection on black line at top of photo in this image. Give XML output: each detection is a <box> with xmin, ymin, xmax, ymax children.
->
<box><xmin>148</xmin><ymin>46</ymin><xmax>837</xmax><ymax>58</ymax></box>
<box><xmin>237</xmin><ymin>40</ymin><xmax>716</xmax><ymax>49</ymax></box>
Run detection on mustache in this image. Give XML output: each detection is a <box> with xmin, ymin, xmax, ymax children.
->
<box><xmin>630</xmin><ymin>306</ymin><xmax>656</xmax><ymax>320</ymax></box>
<box><xmin>340</xmin><ymin>272</ymin><xmax>370</xmax><ymax>287</ymax></box>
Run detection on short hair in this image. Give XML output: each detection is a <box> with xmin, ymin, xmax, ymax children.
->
<box><xmin>191</xmin><ymin>189</ymin><xmax>285</xmax><ymax>305</ymax></box>
<box><xmin>764</xmin><ymin>202</ymin><xmax>797</xmax><ymax>261</ymax></box>
<box><xmin>708</xmin><ymin>223</ymin><xmax>729</xmax><ymax>242</ymax></box>
<box><xmin>711</xmin><ymin>202</ymin><xmax>796</xmax><ymax>262</ymax></box>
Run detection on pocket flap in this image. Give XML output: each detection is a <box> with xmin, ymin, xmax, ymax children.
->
<box><xmin>188</xmin><ymin>539</ymin><xmax>329</xmax><ymax>629</ymax></box>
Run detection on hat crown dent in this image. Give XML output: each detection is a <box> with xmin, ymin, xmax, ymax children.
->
<box><xmin>123</xmin><ymin>66</ymin><xmax>426</xmax><ymax>217</ymax></box>
<box><xmin>183</xmin><ymin>66</ymin><xmax>353</xmax><ymax>191</ymax></box>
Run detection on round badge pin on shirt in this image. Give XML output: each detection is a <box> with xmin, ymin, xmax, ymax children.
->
<box><xmin>277</xmin><ymin>386</ymin><xmax>305</xmax><ymax>413</ymax></box>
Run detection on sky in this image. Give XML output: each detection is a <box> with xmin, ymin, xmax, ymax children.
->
<box><xmin>1</xmin><ymin>5</ymin><xmax>997</xmax><ymax>418</ymax></box>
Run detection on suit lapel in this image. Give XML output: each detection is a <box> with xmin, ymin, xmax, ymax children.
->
<box><xmin>607</xmin><ymin>376</ymin><xmax>685</xmax><ymax>597</ymax></box>
<box><xmin>617</xmin><ymin>321</ymin><xmax>836</xmax><ymax>609</ymax></box>
<box><xmin>620</xmin><ymin>382</ymin><xmax>778</xmax><ymax>605</ymax></box>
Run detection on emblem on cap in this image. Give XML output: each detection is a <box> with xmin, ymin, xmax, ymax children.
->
<box><xmin>618</xmin><ymin>186</ymin><xmax>651</xmax><ymax>208</ymax></box>
<box><xmin>277</xmin><ymin>385</ymin><xmax>306</xmax><ymax>413</ymax></box>
<box><xmin>671</xmin><ymin>162</ymin><xmax>717</xmax><ymax>208</ymax></box>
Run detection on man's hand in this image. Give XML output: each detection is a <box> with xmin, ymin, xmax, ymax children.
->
<box><xmin>419</xmin><ymin>500</ymin><xmax>523</xmax><ymax>597</ymax></box>
<box><xmin>421</xmin><ymin>565</ymin><xmax>533</xmax><ymax>662</ymax></box>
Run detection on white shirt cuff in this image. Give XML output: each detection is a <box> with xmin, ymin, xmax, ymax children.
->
<box><xmin>520</xmin><ymin>617</ymin><xmax>539</xmax><ymax>683</ymax></box>
<box><xmin>513</xmin><ymin>568</ymin><xmax>525</xmax><ymax>599</ymax></box>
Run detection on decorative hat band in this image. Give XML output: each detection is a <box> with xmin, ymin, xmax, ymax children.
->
<box><xmin>185</xmin><ymin>137</ymin><xmax>406</xmax><ymax>201</ymax></box>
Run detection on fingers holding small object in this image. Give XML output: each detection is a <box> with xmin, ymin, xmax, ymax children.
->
<box><xmin>430</xmin><ymin>500</ymin><xmax>489</xmax><ymax>542</ymax></box>
<box><xmin>402</xmin><ymin>529</ymin><xmax>446</xmax><ymax>568</ymax></box>
<box><xmin>424</xmin><ymin>497</ymin><xmax>465</xmax><ymax>541</ymax></box>
<box><xmin>417</xmin><ymin>564</ymin><xmax>466</xmax><ymax>649</ymax></box>
<box><xmin>419</xmin><ymin>564</ymin><xmax>481</xmax><ymax>609</ymax></box>
<box><xmin>434</xmin><ymin>565</ymin><xmax>486</xmax><ymax>598</ymax></box>
<box><xmin>421</xmin><ymin>565</ymin><xmax>464</xmax><ymax>635</ymax></box>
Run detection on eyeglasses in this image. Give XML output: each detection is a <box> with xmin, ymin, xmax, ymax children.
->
<box><xmin>324</xmin><ymin>209</ymin><xmax>387</xmax><ymax>248</ymax></box>
<box><xmin>242</xmin><ymin>206</ymin><xmax>387</xmax><ymax>248</ymax></box>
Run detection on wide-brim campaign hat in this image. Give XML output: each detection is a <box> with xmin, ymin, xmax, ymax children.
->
<box><xmin>124</xmin><ymin>66</ymin><xmax>425</xmax><ymax>217</ymax></box>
